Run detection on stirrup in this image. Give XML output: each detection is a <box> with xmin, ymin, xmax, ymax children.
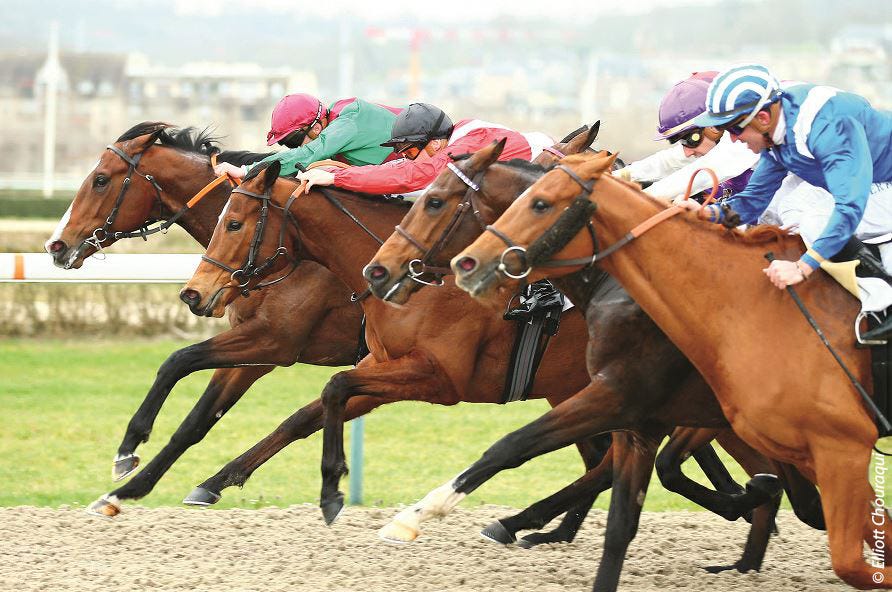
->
<box><xmin>856</xmin><ymin>310</ymin><xmax>889</xmax><ymax>346</ymax></box>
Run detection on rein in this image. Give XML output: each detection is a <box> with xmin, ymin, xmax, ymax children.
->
<box><xmin>392</xmin><ymin>161</ymin><xmax>489</xmax><ymax>287</ymax></box>
<box><xmin>491</xmin><ymin>167</ymin><xmax>719</xmax><ymax>278</ymax></box>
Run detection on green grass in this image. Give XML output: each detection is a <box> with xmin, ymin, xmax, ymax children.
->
<box><xmin>1</xmin><ymin>338</ymin><xmax>759</xmax><ymax>512</ymax></box>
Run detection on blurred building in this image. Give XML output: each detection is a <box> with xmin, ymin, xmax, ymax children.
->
<box><xmin>0</xmin><ymin>51</ymin><xmax>316</xmax><ymax>190</ymax></box>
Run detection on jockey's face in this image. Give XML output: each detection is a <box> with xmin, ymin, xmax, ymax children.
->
<box><xmin>682</xmin><ymin>136</ymin><xmax>716</xmax><ymax>158</ymax></box>
<box><xmin>729</xmin><ymin>110</ymin><xmax>773</xmax><ymax>154</ymax></box>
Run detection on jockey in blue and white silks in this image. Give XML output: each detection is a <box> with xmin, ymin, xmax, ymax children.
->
<box><xmin>686</xmin><ymin>64</ymin><xmax>892</xmax><ymax>338</ymax></box>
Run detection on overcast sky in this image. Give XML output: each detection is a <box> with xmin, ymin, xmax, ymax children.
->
<box><xmin>172</xmin><ymin>0</ymin><xmax>723</xmax><ymax>20</ymax></box>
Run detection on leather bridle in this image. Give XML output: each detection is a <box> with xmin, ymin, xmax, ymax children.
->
<box><xmin>391</xmin><ymin>161</ymin><xmax>490</xmax><ymax>287</ymax></box>
<box><xmin>486</xmin><ymin>164</ymin><xmax>599</xmax><ymax>279</ymax></box>
<box><xmin>200</xmin><ymin>185</ymin><xmax>301</xmax><ymax>298</ymax></box>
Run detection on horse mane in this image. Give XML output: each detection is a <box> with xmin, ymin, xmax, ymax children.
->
<box><xmin>499</xmin><ymin>158</ymin><xmax>549</xmax><ymax>174</ymax></box>
<box><xmin>117</xmin><ymin>121</ymin><xmax>273</xmax><ymax>167</ymax></box>
<box><xmin>726</xmin><ymin>223</ymin><xmax>797</xmax><ymax>246</ymax></box>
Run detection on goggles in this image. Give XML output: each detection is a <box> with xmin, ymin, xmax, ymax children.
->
<box><xmin>723</xmin><ymin>115</ymin><xmax>750</xmax><ymax>137</ymax></box>
<box><xmin>668</xmin><ymin>129</ymin><xmax>705</xmax><ymax>149</ymax></box>
<box><xmin>394</xmin><ymin>141</ymin><xmax>427</xmax><ymax>160</ymax></box>
<box><xmin>278</xmin><ymin>127</ymin><xmax>309</xmax><ymax>149</ymax></box>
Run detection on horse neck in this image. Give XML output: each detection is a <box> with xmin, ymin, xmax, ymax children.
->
<box><xmin>148</xmin><ymin>149</ymin><xmax>231</xmax><ymax>247</ymax></box>
<box><xmin>291</xmin><ymin>188</ymin><xmax>407</xmax><ymax>295</ymax></box>
<box><xmin>590</xmin><ymin>176</ymin><xmax>856</xmax><ymax>369</ymax></box>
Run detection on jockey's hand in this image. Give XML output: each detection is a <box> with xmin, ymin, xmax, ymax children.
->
<box><xmin>295</xmin><ymin>169</ymin><xmax>335</xmax><ymax>194</ymax></box>
<box><xmin>213</xmin><ymin>162</ymin><xmax>245</xmax><ymax>179</ymax></box>
<box><xmin>671</xmin><ymin>197</ymin><xmax>700</xmax><ymax>211</ymax></box>
<box><xmin>763</xmin><ymin>258</ymin><xmax>814</xmax><ymax>289</ymax></box>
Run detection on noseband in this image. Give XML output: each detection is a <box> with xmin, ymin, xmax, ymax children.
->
<box><xmin>485</xmin><ymin>164</ymin><xmax>599</xmax><ymax>279</ymax></box>
<box><xmin>392</xmin><ymin>161</ymin><xmax>489</xmax><ymax>287</ymax></box>
<box><xmin>200</xmin><ymin>186</ymin><xmax>301</xmax><ymax>297</ymax></box>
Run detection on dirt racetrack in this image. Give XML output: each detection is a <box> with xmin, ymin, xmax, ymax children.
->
<box><xmin>0</xmin><ymin>505</ymin><xmax>851</xmax><ymax>591</ymax></box>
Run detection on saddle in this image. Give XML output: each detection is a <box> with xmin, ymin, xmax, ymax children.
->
<box><xmin>832</xmin><ymin>237</ymin><xmax>892</xmax><ymax>429</ymax></box>
<box><xmin>500</xmin><ymin>280</ymin><xmax>565</xmax><ymax>403</ymax></box>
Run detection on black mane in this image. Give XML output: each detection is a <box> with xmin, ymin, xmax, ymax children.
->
<box><xmin>116</xmin><ymin>121</ymin><xmax>274</xmax><ymax>167</ymax></box>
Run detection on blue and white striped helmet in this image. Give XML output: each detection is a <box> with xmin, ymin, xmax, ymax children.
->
<box><xmin>692</xmin><ymin>64</ymin><xmax>783</xmax><ymax>129</ymax></box>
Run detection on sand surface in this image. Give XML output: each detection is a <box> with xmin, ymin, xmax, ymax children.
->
<box><xmin>0</xmin><ymin>506</ymin><xmax>851</xmax><ymax>591</ymax></box>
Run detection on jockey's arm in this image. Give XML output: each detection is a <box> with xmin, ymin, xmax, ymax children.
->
<box><xmin>250</xmin><ymin>118</ymin><xmax>357</xmax><ymax>177</ymax></box>
<box><xmin>644</xmin><ymin>133</ymin><xmax>759</xmax><ymax>200</ymax></box>
<box><xmin>704</xmin><ymin>155</ymin><xmax>788</xmax><ymax>226</ymax></box>
<box><xmin>615</xmin><ymin>143</ymin><xmax>694</xmax><ymax>183</ymax></box>
<box><xmin>799</xmin><ymin>116</ymin><xmax>874</xmax><ymax>269</ymax></box>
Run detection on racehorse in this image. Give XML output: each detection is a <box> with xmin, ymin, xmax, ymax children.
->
<box><xmin>362</xmin><ymin>136</ymin><xmax>822</xmax><ymax>576</ymax></box>
<box><xmin>45</xmin><ymin>123</ymin><xmax>363</xmax><ymax>516</ymax></box>
<box><xmin>451</xmin><ymin>151</ymin><xmax>892</xmax><ymax>590</ymax></box>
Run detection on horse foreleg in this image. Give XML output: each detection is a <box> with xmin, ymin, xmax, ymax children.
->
<box><xmin>113</xmin><ymin>320</ymin><xmax>290</xmax><ymax>481</ymax></box>
<box><xmin>481</xmin><ymin>438</ymin><xmax>613</xmax><ymax>547</ymax></box>
<box><xmin>814</xmin><ymin>443</ymin><xmax>892</xmax><ymax>589</ymax></box>
<box><xmin>379</xmin><ymin>379</ymin><xmax>630</xmax><ymax>543</ymax></box>
<box><xmin>319</xmin><ymin>351</ymin><xmax>457</xmax><ymax>525</ymax></box>
<box><xmin>591</xmin><ymin>430</ymin><xmax>661</xmax><ymax>592</ymax></box>
<box><xmin>182</xmin><ymin>394</ymin><xmax>385</xmax><ymax>507</ymax></box>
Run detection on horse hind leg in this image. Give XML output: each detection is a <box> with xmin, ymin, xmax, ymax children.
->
<box><xmin>481</xmin><ymin>438</ymin><xmax>613</xmax><ymax>547</ymax></box>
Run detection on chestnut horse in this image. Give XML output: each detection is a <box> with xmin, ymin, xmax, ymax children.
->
<box><xmin>452</xmin><ymin>152</ymin><xmax>891</xmax><ymax>590</ymax></box>
<box><xmin>364</xmin><ymin>137</ymin><xmax>821</xmax><ymax>576</ymax></box>
<box><xmin>46</xmin><ymin>123</ymin><xmax>362</xmax><ymax>516</ymax></box>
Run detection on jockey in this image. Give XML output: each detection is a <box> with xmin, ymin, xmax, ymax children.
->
<box><xmin>294</xmin><ymin>102</ymin><xmax>553</xmax><ymax>196</ymax></box>
<box><xmin>686</xmin><ymin>64</ymin><xmax>892</xmax><ymax>339</ymax></box>
<box><xmin>616</xmin><ymin>71</ymin><xmax>758</xmax><ymax>202</ymax></box>
<box><xmin>213</xmin><ymin>93</ymin><xmax>404</xmax><ymax>179</ymax></box>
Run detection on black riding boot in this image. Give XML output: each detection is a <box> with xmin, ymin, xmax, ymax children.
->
<box><xmin>837</xmin><ymin>238</ymin><xmax>892</xmax><ymax>341</ymax></box>
<box><xmin>503</xmin><ymin>280</ymin><xmax>564</xmax><ymax>321</ymax></box>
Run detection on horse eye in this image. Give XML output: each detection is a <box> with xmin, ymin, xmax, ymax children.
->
<box><xmin>426</xmin><ymin>198</ymin><xmax>444</xmax><ymax>210</ymax></box>
<box><xmin>93</xmin><ymin>175</ymin><xmax>109</xmax><ymax>188</ymax></box>
<box><xmin>226</xmin><ymin>220</ymin><xmax>243</xmax><ymax>232</ymax></box>
<box><xmin>531</xmin><ymin>199</ymin><xmax>551</xmax><ymax>213</ymax></box>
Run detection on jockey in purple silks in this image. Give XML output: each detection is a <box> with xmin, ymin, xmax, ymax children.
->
<box><xmin>615</xmin><ymin>71</ymin><xmax>759</xmax><ymax>206</ymax></box>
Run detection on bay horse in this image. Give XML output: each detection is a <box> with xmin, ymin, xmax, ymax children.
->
<box><xmin>45</xmin><ymin>123</ymin><xmax>363</xmax><ymax>516</ymax></box>
<box><xmin>363</xmin><ymin>136</ymin><xmax>822</xmax><ymax>575</ymax></box>
<box><xmin>451</xmin><ymin>152</ymin><xmax>892</xmax><ymax>589</ymax></box>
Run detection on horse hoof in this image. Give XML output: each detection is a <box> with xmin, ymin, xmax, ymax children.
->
<box><xmin>320</xmin><ymin>497</ymin><xmax>344</xmax><ymax>526</ymax></box>
<box><xmin>378</xmin><ymin>520</ymin><xmax>419</xmax><ymax>543</ymax></box>
<box><xmin>112</xmin><ymin>453</ymin><xmax>140</xmax><ymax>482</ymax></box>
<box><xmin>182</xmin><ymin>487</ymin><xmax>221</xmax><ymax>506</ymax></box>
<box><xmin>746</xmin><ymin>473</ymin><xmax>783</xmax><ymax>500</ymax></box>
<box><xmin>480</xmin><ymin>521</ymin><xmax>516</xmax><ymax>545</ymax></box>
<box><xmin>704</xmin><ymin>562</ymin><xmax>756</xmax><ymax>574</ymax></box>
<box><xmin>86</xmin><ymin>495</ymin><xmax>121</xmax><ymax>518</ymax></box>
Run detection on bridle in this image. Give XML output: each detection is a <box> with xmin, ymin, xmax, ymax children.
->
<box><xmin>200</xmin><ymin>185</ymin><xmax>301</xmax><ymax>298</ymax></box>
<box><xmin>201</xmin><ymin>178</ymin><xmax>387</xmax><ymax>300</ymax></box>
<box><xmin>72</xmin><ymin>141</ymin><xmax>235</xmax><ymax>264</ymax></box>
<box><xmin>485</xmin><ymin>164</ymin><xmax>599</xmax><ymax>279</ymax></box>
<box><xmin>391</xmin><ymin>161</ymin><xmax>489</xmax><ymax>287</ymax></box>
<box><xmin>489</xmin><ymin>166</ymin><xmax>719</xmax><ymax>278</ymax></box>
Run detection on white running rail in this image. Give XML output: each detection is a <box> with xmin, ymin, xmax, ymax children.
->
<box><xmin>0</xmin><ymin>253</ymin><xmax>202</xmax><ymax>283</ymax></box>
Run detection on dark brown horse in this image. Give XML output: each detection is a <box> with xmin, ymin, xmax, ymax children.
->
<box><xmin>46</xmin><ymin>123</ymin><xmax>363</xmax><ymax>516</ymax></box>
<box><xmin>362</xmin><ymin>136</ymin><xmax>822</xmax><ymax>577</ymax></box>
<box><xmin>453</xmin><ymin>152</ymin><xmax>891</xmax><ymax>589</ymax></box>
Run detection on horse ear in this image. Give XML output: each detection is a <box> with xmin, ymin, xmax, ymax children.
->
<box><xmin>467</xmin><ymin>138</ymin><xmax>506</xmax><ymax>170</ymax></box>
<box><xmin>585</xmin><ymin>121</ymin><xmax>601</xmax><ymax>146</ymax></box>
<box><xmin>263</xmin><ymin>160</ymin><xmax>281</xmax><ymax>191</ymax></box>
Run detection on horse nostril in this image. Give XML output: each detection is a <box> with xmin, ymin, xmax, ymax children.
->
<box><xmin>363</xmin><ymin>263</ymin><xmax>389</xmax><ymax>284</ymax></box>
<box><xmin>179</xmin><ymin>289</ymin><xmax>201</xmax><ymax>306</ymax></box>
<box><xmin>456</xmin><ymin>256</ymin><xmax>477</xmax><ymax>273</ymax></box>
<box><xmin>48</xmin><ymin>240</ymin><xmax>66</xmax><ymax>254</ymax></box>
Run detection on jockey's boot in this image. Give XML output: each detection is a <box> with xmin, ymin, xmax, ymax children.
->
<box><xmin>840</xmin><ymin>237</ymin><xmax>892</xmax><ymax>341</ymax></box>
